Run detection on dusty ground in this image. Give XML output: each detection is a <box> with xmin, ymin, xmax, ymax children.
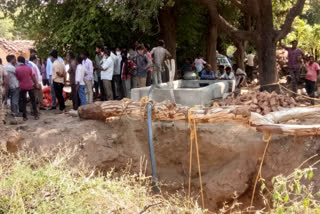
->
<box><xmin>1</xmin><ymin>106</ymin><xmax>320</xmax><ymax>212</ymax></box>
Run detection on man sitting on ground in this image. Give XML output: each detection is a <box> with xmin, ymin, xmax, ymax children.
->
<box><xmin>200</xmin><ymin>64</ymin><xmax>215</xmax><ymax>80</ymax></box>
<box><xmin>220</xmin><ymin>66</ymin><xmax>235</xmax><ymax>80</ymax></box>
<box><xmin>216</xmin><ymin>65</ymin><xmax>225</xmax><ymax>79</ymax></box>
<box><xmin>233</xmin><ymin>64</ymin><xmax>247</xmax><ymax>88</ymax></box>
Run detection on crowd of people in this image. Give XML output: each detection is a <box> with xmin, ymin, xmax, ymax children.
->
<box><xmin>0</xmin><ymin>40</ymin><xmax>172</xmax><ymax>122</ymax></box>
<box><xmin>181</xmin><ymin>56</ymin><xmax>247</xmax><ymax>88</ymax></box>
<box><xmin>2</xmin><ymin>38</ymin><xmax>317</xmax><ymax>124</ymax></box>
<box><xmin>281</xmin><ymin>40</ymin><xmax>320</xmax><ymax>104</ymax></box>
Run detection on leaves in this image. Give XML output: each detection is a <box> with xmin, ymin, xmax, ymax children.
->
<box><xmin>260</xmin><ymin>166</ymin><xmax>320</xmax><ymax>213</ymax></box>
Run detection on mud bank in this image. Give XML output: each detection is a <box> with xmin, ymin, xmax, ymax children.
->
<box><xmin>1</xmin><ymin>112</ymin><xmax>320</xmax><ymax>210</ymax></box>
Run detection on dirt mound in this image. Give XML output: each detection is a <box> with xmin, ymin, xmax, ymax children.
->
<box><xmin>2</xmin><ymin>110</ymin><xmax>320</xmax><ymax>211</ymax></box>
<box><xmin>220</xmin><ymin>91</ymin><xmax>299</xmax><ymax>115</ymax></box>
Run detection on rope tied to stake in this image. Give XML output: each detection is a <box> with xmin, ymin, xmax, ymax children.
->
<box><xmin>250</xmin><ymin>132</ymin><xmax>272</xmax><ymax>209</ymax></box>
<box><xmin>187</xmin><ymin>106</ymin><xmax>205</xmax><ymax>210</ymax></box>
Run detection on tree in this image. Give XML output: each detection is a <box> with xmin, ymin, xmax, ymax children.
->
<box><xmin>199</xmin><ymin>0</ymin><xmax>306</xmax><ymax>91</ymax></box>
<box><xmin>2</xmin><ymin>0</ymin><xmax>134</xmax><ymax>58</ymax></box>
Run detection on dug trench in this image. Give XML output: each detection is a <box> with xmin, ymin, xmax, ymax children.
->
<box><xmin>1</xmin><ymin>111</ymin><xmax>320</xmax><ymax>211</ymax></box>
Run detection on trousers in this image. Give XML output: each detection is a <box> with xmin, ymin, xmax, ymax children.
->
<box><xmin>0</xmin><ymin>87</ymin><xmax>4</xmax><ymax>122</ymax></box>
<box><xmin>53</xmin><ymin>82</ymin><xmax>65</xmax><ymax>111</ymax></box>
<box><xmin>289</xmin><ymin>67</ymin><xmax>300</xmax><ymax>92</ymax></box>
<box><xmin>85</xmin><ymin>80</ymin><xmax>93</xmax><ymax>104</ymax></box>
<box><xmin>20</xmin><ymin>89</ymin><xmax>37</xmax><ymax>118</ymax></box>
<box><xmin>152</xmin><ymin>66</ymin><xmax>162</xmax><ymax>86</ymax></box>
<box><xmin>49</xmin><ymin>75</ymin><xmax>56</xmax><ymax>107</ymax></box>
<box><xmin>122</xmin><ymin>79</ymin><xmax>131</xmax><ymax>98</ymax></box>
<box><xmin>137</xmin><ymin>77</ymin><xmax>147</xmax><ymax>88</ymax></box>
<box><xmin>78</xmin><ymin>85</ymin><xmax>87</xmax><ymax>106</ymax></box>
<box><xmin>9</xmin><ymin>87</ymin><xmax>19</xmax><ymax>115</ymax></box>
<box><xmin>34</xmin><ymin>85</ymin><xmax>44</xmax><ymax>111</ymax></box>
<box><xmin>112</xmin><ymin>75</ymin><xmax>122</xmax><ymax>100</ymax></box>
<box><xmin>71</xmin><ymin>84</ymin><xmax>79</xmax><ymax>110</ymax></box>
<box><xmin>102</xmin><ymin>80</ymin><xmax>114</xmax><ymax>101</ymax></box>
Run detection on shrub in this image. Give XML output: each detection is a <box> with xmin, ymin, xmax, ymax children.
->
<box><xmin>0</xmin><ymin>148</ymin><xmax>203</xmax><ymax>214</ymax></box>
<box><xmin>260</xmin><ymin>163</ymin><xmax>320</xmax><ymax>213</ymax></box>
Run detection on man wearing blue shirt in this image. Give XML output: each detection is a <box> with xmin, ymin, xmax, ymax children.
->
<box><xmin>201</xmin><ymin>64</ymin><xmax>215</xmax><ymax>80</ymax></box>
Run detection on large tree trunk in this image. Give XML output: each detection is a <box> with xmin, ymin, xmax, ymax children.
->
<box><xmin>257</xmin><ymin>36</ymin><xmax>278</xmax><ymax>92</ymax></box>
<box><xmin>78</xmin><ymin>101</ymin><xmax>320</xmax><ymax>136</ymax></box>
<box><xmin>159</xmin><ymin>6</ymin><xmax>177</xmax><ymax>82</ymax></box>
<box><xmin>234</xmin><ymin>40</ymin><xmax>246</xmax><ymax>70</ymax></box>
<box><xmin>206</xmin><ymin>19</ymin><xmax>218</xmax><ymax>69</ymax></box>
<box><xmin>257</xmin><ymin>0</ymin><xmax>278</xmax><ymax>92</ymax></box>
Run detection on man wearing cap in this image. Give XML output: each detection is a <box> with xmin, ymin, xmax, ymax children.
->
<box><xmin>281</xmin><ymin>40</ymin><xmax>304</xmax><ymax>92</ymax></box>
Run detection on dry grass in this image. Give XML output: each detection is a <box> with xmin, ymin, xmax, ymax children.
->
<box><xmin>0</xmin><ymin>147</ymin><xmax>204</xmax><ymax>214</ymax></box>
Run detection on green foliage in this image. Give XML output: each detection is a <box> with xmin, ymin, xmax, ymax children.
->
<box><xmin>5</xmin><ymin>0</ymin><xmax>134</xmax><ymax>58</ymax></box>
<box><xmin>302</xmin><ymin>0</ymin><xmax>320</xmax><ymax>25</ymax></box>
<box><xmin>176</xmin><ymin>0</ymin><xmax>207</xmax><ymax>65</ymax></box>
<box><xmin>284</xmin><ymin>17</ymin><xmax>320</xmax><ymax>56</ymax></box>
<box><xmin>0</xmin><ymin>148</ymin><xmax>204</xmax><ymax>214</ymax></box>
<box><xmin>261</xmin><ymin>166</ymin><xmax>320</xmax><ymax>213</ymax></box>
<box><xmin>108</xmin><ymin>0</ymin><xmax>165</xmax><ymax>33</ymax></box>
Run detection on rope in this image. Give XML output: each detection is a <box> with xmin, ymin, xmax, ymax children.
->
<box><xmin>187</xmin><ymin>106</ymin><xmax>205</xmax><ymax>210</ymax></box>
<box><xmin>250</xmin><ymin>132</ymin><xmax>272</xmax><ymax>209</ymax></box>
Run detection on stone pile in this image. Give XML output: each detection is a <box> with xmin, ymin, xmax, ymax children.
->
<box><xmin>220</xmin><ymin>91</ymin><xmax>298</xmax><ymax>115</ymax></box>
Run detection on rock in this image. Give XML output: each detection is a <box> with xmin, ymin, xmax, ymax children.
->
<box><xmin>220</xmin><ymin>90</ymin><xmax>301</xmax><ymax>115</ymax></box>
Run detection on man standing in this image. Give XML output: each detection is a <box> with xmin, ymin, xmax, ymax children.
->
<box><xmin>135</xmin><ymin>45</ymin><xmax>152</xmax><ymax>88</ymax></box>
<box><xmin>30</xmin><ymin>56</ymin><xmax>45</xmax><ymax>111</ymax></box>
<box><xmin>113</xmin><ymin>48</ymin><xmax>122</xmax><ymax>100</ymax></box>
<box><xmin>305</xmin><ymin>56</ymin><xmax>320</xmax><ymax>105</ymax></box>
<box><xmin>246</xmin><ymin>51</ymin><xmax>255</xmax><ymax>81</ymax></box>
<box><xmin>281</xmin><ymin>40</ymin><xmax>304</xmax><ymax>92</ymax></box>
<box><xmin>95</xmin><ymin>45</ymin><xmax>105</xmax><ymax>100</ymax></box>
<box><xmin>101</xmin><ymin>49</ymin><xmax>114</xmax><ymax>101</ymax></box>
<box><xmin>145</xmin><ymin>45</ymin><xmax>153</xmax><ymax>86</ymax></box>
<box><xmin>52</xmin><ymin>52</ymin><xmax>66</xmax><ymax>112</ymax></box>
<box><xmin>5</xmin><ymin>55</ymin><xmax>19</xmax><ymax>116</ymax></box>
<box><xmin>46</xmin><ymin>50</ymin><xmax>64</xmax><ymax>110</ymax></box>
<box><xmin>0</xmin><ymin>58</ymin><xmax>5</xmax><ymax>123</ymax></box>
<box><xmin>150</xmin><ymin>40</ymin><xmax>171</xmax><ymax>86</ymax></box>
<box><xmin>15</xmin><ymin>56</ymin><xmax>39</xmax><ymax>121</ymax></box>
<box><xmin>81</xmin><ymin>51</ymin><xmax>94</xmax><ymax>103</ymax></box>
<box><xmin>76</xmin><ymin>56</ymin><xmax>87</xmax><ymax>106</ymax></box>
<box><xmin>66</xmin><ymin>52</ymin><xmax>78</xmax><ymax>110</ymax></box>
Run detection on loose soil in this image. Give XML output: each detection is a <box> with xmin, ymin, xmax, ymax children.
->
<box><xmin>1</xmin><ymin>106</ymin><xmax>320</xmax><ymax>212</ymax></box>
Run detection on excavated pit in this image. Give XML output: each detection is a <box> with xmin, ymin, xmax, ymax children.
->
<box><xmin>1</xmin><ymin>111</ymin><xmax>320</xmax><ymax>211</ymax></box>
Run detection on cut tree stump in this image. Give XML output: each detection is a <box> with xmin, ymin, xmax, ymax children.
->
<box><xmin>78</xmin><ymin>100</ymin><xmax>320</xmax><ymax>136</ymax></box>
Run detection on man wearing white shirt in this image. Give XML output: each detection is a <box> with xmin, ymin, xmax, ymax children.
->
<box><xmin>101</xmin><ymin>49</ymin><xmax>114</xmax><ymax>101</ymax></box>
<box><xmin>220</xmin><ymin>67</ymin><xmax>235</xmax><ymax>80</ymax></box>
<box><xmin>81</xmin><ymin>51</ymin><xmax>94</xmax><ymax>104</ymax></box>
<box><xmin>75</xmin><ymin>56</ymin><xmax>87</xmax><ymax>106</ymax></box>
<box><xmin>113</xmin><ymin>48</ymin><xmax>122</xmax><ymax>100</ymax></box>
<box><xmin>30</xmin><ymin>56</ymin><xmax>45</xmax><ymax>110</ymax></box>
<box><xmin>246</xmin><ymin>51</ymin><xmax>255</xmax><ymax>80</ymax></box>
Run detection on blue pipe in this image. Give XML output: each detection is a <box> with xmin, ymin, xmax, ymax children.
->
<box><xmin>147</xmin><ymin>85</ymin><xmax>160</xmax><ymax>193</ymax></box>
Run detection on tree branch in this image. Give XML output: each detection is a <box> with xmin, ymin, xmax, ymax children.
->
<box><xmin>275</xmin><ymin>0</ymin><xmax>306</xmax><ymax>41</ymax></box>
<box><xmin>217</xmin><ymin>13</ymin><xmax>256</xmax><ymax>42</ymax></box>
<box><xmin>197</xmin><ymin>0</ymin><xmax>256</xmax><ymax>42</ymax></box>
<box><xmin>228</xmin><ymin>0</ymin><xmax>259</xmax><ymax>17</ymax></box>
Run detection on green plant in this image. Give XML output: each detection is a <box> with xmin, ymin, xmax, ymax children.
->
<box><xmin>0</xmin><ymin>147</ymin><xmax>204</xmax><ymax>214</ymax></box>
<box><xmin>260</xmin><ymin>161</ymin><xmax>320</xmax><ymax>214</ymax></box>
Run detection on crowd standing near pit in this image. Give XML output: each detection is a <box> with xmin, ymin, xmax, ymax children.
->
<box><xmin>0</xmin><ymin>39</ymin><xmax>318</xmax><ymax>124</ymax></box>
